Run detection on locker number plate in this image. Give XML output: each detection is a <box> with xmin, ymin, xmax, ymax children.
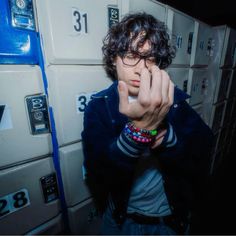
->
<box><xmin>0</xmin><ymin>189</ymin><xmax>30</xmax><ymax>219</ymax></box>
<box><xmin>76</xmin><ymin>92</ymin><xmax>96</xmax><ymax>113</ymax></box>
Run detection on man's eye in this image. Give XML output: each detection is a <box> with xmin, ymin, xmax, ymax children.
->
<box><xmin>125</xmin><ymin>54</ymin><xmax>138</xmax><ymax>59</ymax></box>
<box><xmin>147</xmin><ymin>57</ymin><xmax>156</xmax><ymax>63</ymax></box>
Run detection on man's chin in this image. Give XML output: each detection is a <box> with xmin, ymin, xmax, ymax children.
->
<box><xmin>128</xmin><ymin>88</ymin><xmax>139</xmax><ymax>97</ymax></box>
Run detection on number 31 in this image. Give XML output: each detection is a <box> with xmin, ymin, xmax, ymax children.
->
<box><xmin>72</xmin><ymin>9</ymin><xmax>88</xmax><ymax>34</ymax></box>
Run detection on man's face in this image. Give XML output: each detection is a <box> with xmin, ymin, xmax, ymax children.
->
<box><xmin>115</xmin><ymin>40</ymin><xmax>156</xmax><ymax>96</ymax></box>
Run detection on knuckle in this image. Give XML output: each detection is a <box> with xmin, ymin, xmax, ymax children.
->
<box><xmin>152</xmin><ymin>67</ymin><xmax>161</xmax><ymax>77</ymax></box>
<box><xmin>162</xmin><ymin>98</ymin><xmax>169</xmax><ymax>106</ymax></box>
<box><xmin>139</xmin><ymin>97</ymin><xmax>150</xmax><ymax>107</ymax></box>
<box><xmin>152</xmin><ymin>97</ymin><xmax>162</xmax><ymax>107</ymax></box>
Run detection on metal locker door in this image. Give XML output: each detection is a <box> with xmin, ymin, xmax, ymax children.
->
<box><xmin>67</xmin><ymin>198</ymin><xmax>102</xmax><ymax>235</ymax></box>
<box><xmin>0</xmin><ymin>0</ymin><xmax>62</xmax><ymax>234</ymax></box>
<box><xmin>0</xmin><ymin>0</ymin><xmax>37</xmax><ymax>64</ymax></box>
<box><xmin>223</xmin><ymin>99</ymin><xmax>234</xmax><ymax>127</ymax></box>
<box><xmin>228</xmin><ymin>69</ymin><xmax>236</xmax><ymax>98</ymax></box>
<box><xmin>59</xmin><ymin>142</ymin><xmax>102</xmax><ymax>234</ymax></box>
<box><xmin>209</xmin><ymin>102</ymin><xmax>226</xmax><ymax>133</ymax></box>
<box><xmin>0</xmin><ymin>65</ymin><xmax>52</xmax><ymax>168</ymax></box>
<box><xmin>190</xmin><ymin>20</ymin><xmax>213</xmax><ymax>67</ymax></box>
<box><xmin>0</xmin><ymin>158</ymin><xmax>61</xmax><ymax>234</ymax></box>
<box><xmin>213</xmin><ymin>69</ymin><xmax>232</xmax><ymax>103</ymax></box>
<box><xmin>122</xmin><ymin>0</ymin><xmax>166</xmax><ymax>23</ymax></box>
<box><xmin>211</xmin><ymin>25</ymin><xmax>235</xmax><ymax>68</ymax></box>
<box><xmin>188</xmin><ymin>68</ymin><xmax>208</xmax><ymax>106</ymax></box>
<box><xmin>59</xmin><ymin>142</ymin><xmax>91</xmax><ymax>207</ymax></box>
<box><xmin>167</xmin><ymin>67</ymin><xmax>190</xmax><ymax>95</ymax></box>
<box><xmin>220</xmin><ymin>27</ymin><xmax>236</xmax><ymax>68</ymax></box>
<box><xmin>45</xmin><ymin>65</ymin><xmax>111</xmax><ymax>146</ymax></box>
<box><xmin>35</xmin><ymin>0</ymin><xmax>121</xmax><ymax>65</ymax></box>
<box><xmin>210</xmin><ymin>25</ymin><xmax>226</xmax><ymax>67</ymax></box>
<box><xmin>166</xmin><ymin>7</ymin><xmax>195</xmax><ymax>67</ymax></box>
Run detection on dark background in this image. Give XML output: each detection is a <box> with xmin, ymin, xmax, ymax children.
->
<box><xmin>158</xmin><ymin>0</ymin><xmax>236</xmax><ymax>29</ymax></box>
<box><xmin>156</xmin><ymin>1</ymin><xmax>236</xmax><ymax>234</ymax></box>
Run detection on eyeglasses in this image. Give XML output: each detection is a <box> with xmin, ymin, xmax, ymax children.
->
<box><xmin>121</xmin><ymin>52</ymin><xmax>160</xmax><ymax>67</ymax></box>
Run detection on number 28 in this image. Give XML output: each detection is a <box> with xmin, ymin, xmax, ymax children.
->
<box><xmin>0</xmin><ymin>189</ymin><xmax>30</xmax><ymax>218</ymax></box>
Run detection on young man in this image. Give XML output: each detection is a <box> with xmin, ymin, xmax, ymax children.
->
<box><xmin>82</xmin><ymin>12</ymin><xmax>213</xmax><ymax>235</ymax></box>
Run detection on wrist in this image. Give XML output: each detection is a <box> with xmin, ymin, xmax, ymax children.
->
<box><xmin>132</xmin><ymin>120</ymin><xmax>160</xmax><ymax>131</ymax></box>
<box><xmin>132</xmin><ymin>121</ymin><xmax>152</xmax><ymax>131</ymax></box>
<box><xmin>124</xmin><ymin>122</ymin><xmax>158</xmax><ymax>145</ymax></box>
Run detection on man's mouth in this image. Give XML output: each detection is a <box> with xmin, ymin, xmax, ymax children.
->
<box><xmin>131</xmin><ymin>80</ymin><xmax>140</xmax><ymax>87</ymax></box>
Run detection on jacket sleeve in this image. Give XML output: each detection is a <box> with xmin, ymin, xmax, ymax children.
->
<box><xmin>82</xmin><ymin>99</ymin><xmax>146</xmax><ymax>174</ymax></box>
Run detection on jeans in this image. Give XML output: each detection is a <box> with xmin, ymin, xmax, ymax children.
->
<box><xmin>101</xmin><ymin>207</ymin><xmax>177</xmax><ymax>235</ymax></box>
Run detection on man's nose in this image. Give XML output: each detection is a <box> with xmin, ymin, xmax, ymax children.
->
<box><xmin>135</xmin><ymin>58</ymin><xmax>148</xmax><ymax>73</ymax></box>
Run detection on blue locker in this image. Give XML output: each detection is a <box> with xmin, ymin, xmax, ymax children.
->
<box><xmin>0</xmin><ymin>0</ymin><xmax>38</xmax><ymax>64</ymax></box>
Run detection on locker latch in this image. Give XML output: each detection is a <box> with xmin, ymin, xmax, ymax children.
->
<box><xmin>9</xmin><ymin>0</ymin><xmax>35</xmax><ymax>30</ymax></box>
<box><xmin>25</xmin><ymin>94</ymin><xmax>51</xmax><ymax>135</ymax></box>
<box><xmin>40</xmin><ymin>173</ymin><xmax>59</xmax><ymax>203</ymax></box>
<box><xmin>187</xmin><ymin>32</ymin><xmax>193</xmax><ymax>54</ymax></box>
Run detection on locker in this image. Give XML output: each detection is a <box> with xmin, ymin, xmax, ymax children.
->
<box><xmin>190</xmin><ymin>20</ymin><xmax>212</xmax><ymax>67</ymax></box>
<box><xmin>188</xmin><ymin>69</ymin><xmax>208</xmax><ymax>106</ymax></box>
<box><xmin>0</xmin><ymin>65</ymin><xmax>52</xmax><ymax>168</ymax></box>
<box><xmin>59</xmin><ymin>142</ymin><xmax>90</xmax><ymax>207</ymax></box>
<box><xmin>0</xmin><ymin>0</ymin><xmax>38</xmax><ymax>64</ymax></box>
<box><xmin>213</xmin><ymin>69</ymin><xmax>232</xmax><ymax>103</ymax></box>
<box><xmin>222</xmin><ymin>99</ymin><xmax>234</xmax><ymax>127</ymax></box>
<box><xmin>46</xmin><ymin>65</ymin><xmax>111</xmax><ymax>146</ymax></box>
<box><xmin>209</xmin><ymin>102</ymin><xmax>226</xmax><ymax>133</ymax></box>
<box><xmin>67</xmin><ymin>198</ymin><xmax>102</xmax><ymax>235</ymax></box>
<box><xmin>220</xmin><ymin>26</ymin><xmax>236</xmax><ymax>68</ymax></box>
<box><xmin>0</xmin><ymin>157</ymin><xmax>61</xmax><ymax>234</ymax></box>
<box><xmin>166</xmin><ymin>6</ymin><xmax>195</xmax><ymax>67</ymax></box>
<box><xmin>167</xmin><ymin>67</ymin><xmax>190</xmax><ymax>94</ymax></box>
<box><xmin>122</xmin><ymin>0</ymin><xmax>166</xmax><ymax>23</ymax></box>
<box><xmin>211</xmin><ymin>25</ymin><xmax>236</xmax><ymax>68</ymax></box>
<box><xmin>25</xmin><ymin>214</ymin><xmax>63</xmax><ymax>235</ymax></box>
<box><xmin>228</xmin><ymin>69</ymin><xmax>236</xmax><ymax>98</ymax></box>
<box><xmin>35</xmin><ymin>0</ymin><xmax>122</xmax><ymax>65</ymax></box>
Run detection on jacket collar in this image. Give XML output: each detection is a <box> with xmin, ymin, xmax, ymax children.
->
<box><xmin>173</xmin><ymin>86</ymin><xmax>190</xmax><ymax>103</ymax></box>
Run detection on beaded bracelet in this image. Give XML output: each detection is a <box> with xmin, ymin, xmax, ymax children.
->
<box><xmin>124</xmin><ymin>122</ymin><xmax>158</xmax><ymax>145</ymax></box>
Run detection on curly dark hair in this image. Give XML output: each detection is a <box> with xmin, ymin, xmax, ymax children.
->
<box><xmin>102</xmin><ymin>12</ymin><xmax>176</xmax><ymax>81</ymax></box>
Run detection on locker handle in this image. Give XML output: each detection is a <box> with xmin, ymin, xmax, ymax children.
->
<box><xmin>187</xmin><ymin>32</ymin><xmax>193</xmax><ymax>54</ymax></box>
<box><xmin>0</xmin><ymin>105</ymin><xmax>5</xmax><ymax>123</ymax></box>
<box><xmin>232</xmin><ymin>42</ymin><xmax>236</xmax><ymax>61</ymax></box>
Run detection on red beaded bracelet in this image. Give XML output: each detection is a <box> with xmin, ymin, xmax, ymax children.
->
<box><xmin>124</xmin><ymin>122</ymin><xmax>158</xmax><ymax>145</ymax></box>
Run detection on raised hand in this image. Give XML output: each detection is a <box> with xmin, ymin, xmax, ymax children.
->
<box><xmin>118</xmin><ymin>65</ymin><xmax>174</xmax><ymax>131</ymax></box>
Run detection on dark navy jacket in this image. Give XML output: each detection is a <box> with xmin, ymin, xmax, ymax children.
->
<box><xmin>81</xmin><ymin>80</ymin><xmax>214</xmax><ymax>226</ymax></box>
